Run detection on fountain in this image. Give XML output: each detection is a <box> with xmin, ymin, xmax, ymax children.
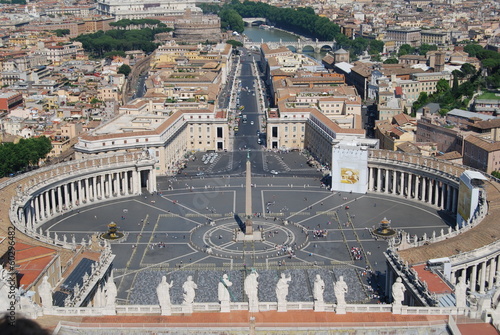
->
<box><xmin>100</xmin><ymin>222</ymin><xmax>124</xmax><ymax>240</ymax></box>
<box><xmin>372</xmin><ymin>217</ymin><xmax>396</xmax><ymax>239</ymax></box>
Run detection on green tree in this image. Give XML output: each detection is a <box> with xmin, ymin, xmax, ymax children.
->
<box><xmin>436</xmin><ymin>78</ymin><xmax>450</xmax><ymax>93</ymax></box>
<box><xmin>118</xmin><ymin>64</ymin><xmax>131</xmax><ymax>77</ymax></box>
<box><xmin>226</xmin><ymin>40</ymin><xmax>243</xmax><ymax>48</ymax></box>
<box><xmin>418</xmin><ymin>43</ymin><xmax>437</xmax><ymax>56</ymax></box>
<box><xmin>398</xmin><ymin>44</ymin><xmax>415</xmax><ymax>57</ymax></box>
<box><xmin>460</xmin><ymin>63</ymin><xmax>476</xmax><ymax>77</ymax></box>
<box><xmin>104</xmin><ymin>51</ymin><xmax>126</xmax><ymax>59</ymax></box>
<box><xmin>383</xmin><ymin>58</ymin><xmax>398</xmax><ymax>64</ymax></box>
<box><xmin>492</xmin><ymin>170</ymin><xmax>500</xmax><ymax>179</ymax></box>
<box><xmin>220</xmin><ymin>9</ymin><xmax>244</xmax><ymax>33</ymax></box>
<box><xmin>53</xmin><ymin>29</ymin><xmax>70</xmax><ymax>37</ymax></box>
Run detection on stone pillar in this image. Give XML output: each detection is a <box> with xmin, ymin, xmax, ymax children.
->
<box><xmin>92</xmin><ymin>176</ymin><xmax>97</xmax><ymax>200</ymax></box>
<box><xmin>34</xmin><ymin>196</ymin><xmax>40</xmax><ymax>223</ymax></box>
<box><xmin>392</xmin><ymin>170</ymin><xmax>397</xmax><ymax>194</ymax></box>
<box><xmin>57</xmin><ymin>186</ymin><xmax>63</xmax><ymax>212</ymax></box>
<box><xmin>25</xmin><ymin>205</ymin><xmax>32</xmax><ymax>229</ymax></box>
<box><xmin>71</xmin><ymin>181</ymin><xmax>77</xmax><ymax>207</ymax></box>
<box><xmin>64</xmin><ymin>184</ymin><xmax>70</xmax><ymax>209</ymax></box>
<box><xmin>399</xmin><ymin>173</ymin><xmax>404</xmax><ymax>196</ymax></box>
<box><xmin>149</xmin><ymin>168</ymin><xmax>157</xmax><ymax>193</ymax></box>
<box><xmin>489</xmin><ymin>257</ymin><xmax>497</xmax><ymax>290</ymax></box>
<box><xmin>434</xmin><ymin>180</ymin><xmax>439</xmax><ymax>207</ymax></box>
<box><xmin>368</xmin><ymin>167</ymin><xmax>374</xmax><ymax>191</ymax></box>
<box><xmin>479</xmin><ymin>261</ymin><xmax>487</xmax><ymax>293</ymax></box>
<box><xmin>50</xmin><ymin>189</ymin><xmax>56</xmax><ymax>216</ymax></box>
<box><xmin>421</xmin><ymin>177</ymin><xmax>426</xmax><ymax>203</ymax></box>
<box><xmin>452</xmin><ymin>187</ymin><xmax>458</xmax><ymax>213</ymax></box>
<box><xmin>100</xmin><ymin>175</ymin><xmax>105</xmax><ymax>199</ymax></box>
<box><xmin>124</xmin><ymin>171</ymin><xmax>129</xmax><ymax>195</ymax></box>
<box><xmin>133</xmin><ymin>170</ymin><xmax>140</xmax><ymax>195</ymax></box>
<box><xmin>440</xmin><ymin>183</ymin><xmax>446</xmax><ymax>209</ymax></box>
<box><xmin>376</xmin><ymin>168</ymin><xmax>381</xmax><ymax>192</ymax></box>
<box><xmin>446</xmin><ymin>184</ymin><xmax>452</xmax><ymax>211</ymax></box>
<box><xmin>470</xmin><ymin>264</ymin><xmax>477</xmax><ymax>292</ymax></box>
<box><xmin>384</xmin><ymin>169</ymin><xmax>389</xmax><ymax>193</ymax></box>
<box><xmin>450</xmin><ymin>270</ymin><xmax>457</xmax><ymax>285</ymax></box>
<box><xmin>84</xmin><ymin>178</ymin><xmax>90</xmax><ymax>202</ymax></box>
<box><xmin>39</xmin><ymin>192</ymin><xmax>45</xmax><ymax>220</ymax></box>
<box><xmin>408</xmin><ymin>174</ymin><xmax>413</xmax><ymax>198</ymax></box>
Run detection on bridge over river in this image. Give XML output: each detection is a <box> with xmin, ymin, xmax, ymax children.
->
<box><xmin>243</xmin><ymin>39</ymin><xmax>335</xmax><ymax>53</ymax></box>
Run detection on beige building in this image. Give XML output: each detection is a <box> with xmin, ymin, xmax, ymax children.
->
<box><xmin>374</xmin><ymin>114</ymin><xmax>416</xmax><ymax>151</ymax></box>
<box><xmin>463</xmin><ymin>135</ymin><xmax>500</xmax><ymax>174</ymax></box>
<box><xmin>75</xmin><ymin>98</ymin><xmax>229</xmax><ymax>176</ymax></box>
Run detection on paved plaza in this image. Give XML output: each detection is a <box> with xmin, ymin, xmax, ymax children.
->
<box><xmin>42</xmin><ymin>150</ymin><xmax>455</xmax><ymax>307</ymax></box>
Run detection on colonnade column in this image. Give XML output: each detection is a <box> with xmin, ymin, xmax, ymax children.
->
<box><xmin>376</xmin><ymin>168</ymin><xmax>381</xmax><ymax>192</ymax></box>
<box><xmin>392</xmin><ymin>170</ymin><xmax>397</xmax><ymax>194</ymax></box>
<box><xmin>99</xmin><ymin>175</ymin><xmax>105</xmax><ymax>199</ymax></box>
<box><xmin>452</xmin><ymin>187</ymin><xmax>458</xmax><ymax>213</ymax></box>
<box><xmin>440</xmin><ymin>183</ymin><xmax>446</xmax><ymax>209</ymax></box>
<box><xmin>150</xmin><ymin>168</ymin><xmax>157</xmax><ymax>193</ymax></box>
<box><xmin>384</xmin><ymin>169</ymin><xmax>389</xmax><ymax>193</ymax></box>
<box><xmin>420</xmin><ymin>177</ymin><xmax>426</xmax><ymax>203</ymax></box>
<box><xmin>446</xmin><ymin>184</ymin><xmax>452</xmax><ymax>211</ymax></box>
<box><xmin>57</xmin><ymin>186</ymin><xmax>63</xmax><ymax>212</ymax></box>
<box><xmin>39</xmin><ymin>193</ymin><xmax>45</xmax><ymax>220</ymax></box>
<box><xmin>488</xmin><ymin>257</ymin><xmax>497</xmax><ymax>290</ymax></box>
<box><xmin>124</xmin><ymin>171</ymin><xmax>129</xmax><ymax>195</ymax></box>
<box><xmin>479</xmin><ymin>261</ymin><xmax>487</xmax><ymax>293</ymax></box>
<box><xmin>34</xmin><ymin>197</ymin><xmax>40</xmax><ymax>223</ymax></box>
<box><xmin>408</xmin><ymin>174</ymin><xmax>413</xmax><ymax>198</ymax></box>
<box><xmin>470</xmin><ymin>264</ymin><xmax>477</xmax><ymax>292</ymax></box>
<box><xmin>50</xmin><ymin>189</ymin><xmax>56</xmax><ymax>216</ymax></box>
<box><xmin>92</xmin><ymin>176</ymin><xmax>97</xmax><ymax>201</ymax></box>
<box><xmin>434</xmin><ymin>180</ymin><xmax>440</xmax><ymax>207</ymax></box>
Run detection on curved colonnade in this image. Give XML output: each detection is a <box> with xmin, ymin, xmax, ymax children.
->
<box><xmin>2</xmin><ymin>149</ymin><xmax>499</xmax><ymax>309</ymax></box>
<box><xmin>368</xmin><ymin>150</ymin><xmax>500</xmax><ymax>306</ymax></box>
<box><xmin>5</xmin><ymin>151</ymin><xmax>156</xmax><ymax>248</ymax></box>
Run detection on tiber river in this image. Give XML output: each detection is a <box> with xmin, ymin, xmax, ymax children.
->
<box><xmin>243</xmin><ymin>26</ymin><xmax>327</xmax><ymax>62</ymax></box>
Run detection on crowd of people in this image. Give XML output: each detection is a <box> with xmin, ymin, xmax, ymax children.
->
<box><xmin>350</xmin><ymin>246</ymin><xmax>363</xmax><ymax>260</ymax></box>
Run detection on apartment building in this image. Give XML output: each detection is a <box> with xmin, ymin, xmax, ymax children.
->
<box><xmin>385</xmin><ymin>27</ymin><xmax>421</xmax><ymax>47</ymax></box>
<box><xmin>463</xmin><ymin>135</ymin><xmax>500</xmax><ymax>174</ymax></box>
<box><xmin>74</xmin><ymin>98</ymin><xmax>229</xmax><ymax>175</ymax></box>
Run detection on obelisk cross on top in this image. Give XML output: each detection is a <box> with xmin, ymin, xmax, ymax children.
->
<box><xmin>245</xmin><ymin>150</ymin><xmax>253</xmax><ymax>235</ymax></box>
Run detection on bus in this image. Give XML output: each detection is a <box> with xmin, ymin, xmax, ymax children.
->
<box><xmin>242</xmin><ymin>115</ymin><xmax>247</xmax><ymax>123</ymax></box>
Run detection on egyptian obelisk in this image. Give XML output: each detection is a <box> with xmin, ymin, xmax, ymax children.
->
<box><xmin>245</xmin><ymin>150</ymin><xmax>253</xmax><ymax>235</ymax></box>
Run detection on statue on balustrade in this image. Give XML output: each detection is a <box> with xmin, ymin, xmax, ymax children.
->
<box><xmin>38</xmin><ymin>276</ymin><xmax>53</xmax><ymax>309</ymax></box>
<box><xmin>105</xmin><ymin>274</ymin><xmax>118</xmax><ymax>308</ymax></box>
<box><xmin>182</xmin><ymin>276</ymin><xmax>197</xmax><ymax>305</ymax></box>
<box><xmin>218</xmin><ymin>274</ymin><xmax>233</xmax><ymax>304</ymax></box>
<box><xmin>313</xmin><ymin>274</ymin><xmax>325</xmax><ymax>302</ymax></box>
<box><xmin>392</xmin><ymin>277</ymin><xmax>406</xmax><ymax>306</ymax></box>
<box><xmin>334</xmin><ymin>276</ymin><xmax>348</xmax><ymax>306</ymax></box>
<box><xmin>156</xmin><ymin>276</ymin><xmax>173</xmax><ymax>315</ymax></box>
<box><xmin>455</xmin><ymin>275</ymin><xmax>467</xmax><ymax>308</ymax></box>
<box><xmin>244</xmin><ymin>269</ymin><xmax>259</xmax><ymax>312</ymax></box>
<box><xmin>276</xmin><ymin>273</ymin><xmax>291</xmax><ymax>305</ymax></box>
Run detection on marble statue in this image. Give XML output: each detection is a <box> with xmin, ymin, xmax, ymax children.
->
<box><xmin>392</xmin><ymin>277</ymin><xmax>406</xmax><ymax>306</ymax></box>
<box><xmin>244</xmin><ymin>269</ymin><xmax>259</xmax><ymax>311</ymax></box>
<box><xmin>313</xmin><ymin>274</ymin><xmax>325</xmax><ymax>302</ymax></box>
<box><xmin>334</xmin><ymin>276</ymin><xmax>348</xmax><ymax>306</ymax></box>
<box><xmin>105</xmin><ymin>274</ymin><xmax>118</xmax><ymax>308</ymax></box>
<box><xmin>182</xmin><ymin>276</ymin><xmax>197</xmax><ymax>304</ymax></box>
<box><xmin>38</xmin><ymin>276</ymin><xmax>53</xmax><ymax>308</ymax></box>
<box><xmin>455</xmin><ymin>276</ymin><xmax>467</xmax><ymax>308</ymax></box>
<box><xmin>0</xmin><ymin>269</ymin><xmax>11</xmax><ymax>312</ymax></box>
<box><xmin>156</xmin><ymin>276</ymin><xmax>173</xmax><ymax>315</ymax></box>
<box><xmin>276</xmin><ymin>273</ymin><xmax>291</xmax><ymax>304</ymax></box>
<box><xmin>218</xmin><ymin>274</ymin><xmax>233</xmax><ymax>303</ymax></box>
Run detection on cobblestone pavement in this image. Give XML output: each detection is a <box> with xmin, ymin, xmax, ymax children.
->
<box><xmin>44</xmin><ymin>174</ymin><xmax>454</xmax><ymax>305</ymax></box>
